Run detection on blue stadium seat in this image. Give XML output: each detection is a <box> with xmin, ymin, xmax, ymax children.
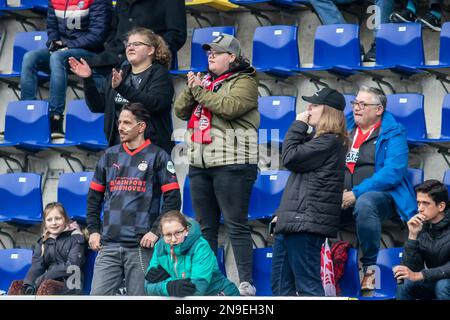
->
<box><xmin>439</xmin><ymin>94</ymin><xmax>450</xmax><ymax>140</ymax></box>
<box><xmin>252</xmin><ymin>25</ymin><xmax>299</xmax><ymax>77</ymax></box>
<box><xmin>58</xmin><ymin>172</ymin><xmax>94</xmax><ymax>224</ymax></box>
<box><xmin>248</xmin><ymin>170</ymin><xmax>290</xmax><ymax>220</ymax></box>
<box><xmin>171</xmin><ymin>26</ymin><xmax>235</xmax><ymax>75</ymax></box>
<box><xmin>0</xmin><ymin>248</ymin><xmax>33</xmax><ymax>294</ymax></box>
<box><xmin>62</xmin><ymin>99</ymin><xmax>108</xmax><ymax>151</ymax></box>
<box><xmin>357</xmin><ymin>23</ymin><xmax>425</xmax><ymax>76</ymax></box>
<box><xmin>343</xmin><ymin>94</ymin><xmax>355</xmax><ymax>118</ymax></box>
<box><xmin>252</xmin><ymin>247</ymin><xmax>273</xmax><ymax>296</ymax></box>
<box><xmin>0</xmin><ymin>100</ymin><xmax>51</xmax><ymax>152</ymax></box>
<box><xmin>297</xmin><ymin>24</ymin><xmax>360</xmax><ymax>77</ymax></box>
<box><xmin>407</xmin><ymin>168</ymin><xmax>423</xmax><ymax>189</ymax></box>
<box><xmin>386</xmin><ymin>93</ymin><xmax>428</xmax><ymax>143</ymax></box>
<box><xmin>359</xmin><ymin>247</ymin><xmax>403</xmax><ymax>300</ymax></box>
<box><xmin>339</xmin><ymin>248</ymin><xmax>361</xmax><ymax>297</ymax></box>
<box><xmin>182</xmin><ymin>176</ymin><xmax>195</xmax><ymax>219</ymax></box>
<box><xmin>444</xmin><ymin>170</ymin><xmax>450</xmax><ymax>195</ymax></box>
<box><xmin>217</xmin><ymin>247</ymin><xmax>226</xmax><ymax>276</ymax></box>
<box><xmin>230</xmin><ymin>0</ymin><xmax>307</xmax><ymax>9</ymax></box>
<box><xmin>423</xmin><ymin>22</ymin><xmax>450</xmax><ymax>70</ymax></box>
<box><xmin>0</xmin><ymin>31</ymin><xmax>48</xmax><ymax>79</ymax></box>
<box><xmin>0</xmin><ymin>173</ymin><xmax>43</xmax><ymax>225</ymax></box>
<box><xmin>83</xmin><ymin>249</ymin><xmax>97</xmax><ymax>295</ymax></box>
<box><xmin>258</xmin><ymin>96</ymin><xmax>296</xmax><ymax>144</ymax></box>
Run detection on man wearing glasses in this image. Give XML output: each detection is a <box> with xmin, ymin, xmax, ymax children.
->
<box><xmin>342</xmin><ymin>86</ymin><xmax>416</xmax><ymax>293</ymax></box>
<box><xmin>86</xmin><ymin>102</ymin><xmax>181</xmax><ymax>295</ymax></box>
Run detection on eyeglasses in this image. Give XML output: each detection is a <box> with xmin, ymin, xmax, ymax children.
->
<box><xmin>206</xmin><ymin>50</ymin><xmax>230</xmax><ymax>58</ymax></box>
<box><xmin>124</xmin><ymin>41</ymin><xmax>152</xmax><ymax>49</ymax></box>
<box><xmin>163</xmin><ymin>229</ymin><xmax>186</xmax><ymax>241</ymax></box>
<box><xmin>350</xmin><ymin>100</ymin><xmax>381</xmax><ymax>110</ymax></box>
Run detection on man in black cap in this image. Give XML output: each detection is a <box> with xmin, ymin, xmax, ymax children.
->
<box><xmin>342</xmin><ymin>86</ymin><xmax>416</xmax><ymax>294</ymax></box>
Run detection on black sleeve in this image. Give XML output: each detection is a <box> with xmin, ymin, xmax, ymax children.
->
<box><xmin>23</xmin><ymin>241</ymin><xmax>47</xmax><ymax>286</ymax></box>
<box><xmin>161</xmin><ymin>0</ymin><xmax>187</xmax><ymax>53</ymax></box>
<box><xmin>37</xmin><ymin>235</ymin><xmax>87</xmax><ymax>281</ymax></box>
<box><xmin>114</xmin><ymin>66</ymin><xmax>174</xmax><ymax>115</ymax></box>
<box><xmin>150</xmin><ymin>151</ymin><xmax>181</xmax><ymax>233</ymax></box>
<box><xmin>401</xmin><ymin>239</ymin><xmax>425</xmax><ymax>272</ymax></box>
<box><xmin>422</xmin><ymin>261</ymin><xmax>450</xmax><ymax>282</ymax></box>
<box><xmin>281</xmin><ymin>120</ymin><xmax>338</xmax><ymax>173</ymax></box>
<box><xmin>83</xmin><ymin>76</ymin><xmax>107</xmax><ymax>113</ymax></box>
<box><xmin>86</xmin><ymin>154</ymin><xmax>107</xmax><ymax>234</ymax></box>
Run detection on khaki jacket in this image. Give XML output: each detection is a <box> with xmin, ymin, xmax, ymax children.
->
<box><xmin>174</xmin><ymin>67</ymin><xmax>260</xmax><ymax>168</ymax></box>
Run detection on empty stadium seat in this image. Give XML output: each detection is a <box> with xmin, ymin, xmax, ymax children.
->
<box><xmin>252</xmin><ymin>247</ymin><xmax>273</xmax><ymax>296</ymax></box>
<box><xmin>438</xmin><ymin>94</ymin><xmax>450</xmax><ymax>140</ymax></box>
<box><xmin>297</xmin><ymin>24</ymin><xmax>360</xmax><ymax>77</ymax></box>
<box><xmin>61</xmin><ymin>99</ymin><xmax>108</xmax><ymax>151</ymax></box>
<box><xmin>0</xmin><ymin>173</ymin><xmax>43</xmax><ymax>225</ymax></box>
<box><xmin>58</xmin><ymin>172</ymin><xmax>94</xmax><ymax>224</ymax></box>
<box><xmin>407</xmin><ymin>168</ymin><xmax>424</xmax><ymax>189</ymax></box>
<box><xmin>182</xmin><ymin>176</ymin><xmax>195</xmax><ymax>219</ymax></box>
<box><xmin>258</xmin><ymin>96</ymin><xmax>296</xmax><ymax>144</ymax></box>
<box><xmin>171</xmin><ymin>26</ymin><xmax>236</xmax><ymax>75</ymax></box>
<box><xmin>343</xmin><ymin>94</ymin><xmax>355</xmax><ymax>118</ymax></box>
<box><xmin>0</xmin><ymin>248</ymin><xmax>32</xmax><ymax>294</ymax></box>
<box><xmin>339</xmin><ymin>248</ymin><xmax>361</xmax><ymax>297</ymax></box>
<box><xmin>423</xmin><ymin>22</ymin><xmax>450</xmax><ymax>70</ymax></box>
<box><xmin>0</xmin><ymin>100</ymin><xmax>51</xmax><ymax>152</ymax></box>
<box><xmin>444</xmin><ymin>170</ymin><xmax>450</xmax><ymax>195</ymax></box>
<box><xmin>252</xmin><ymin>25</ymin><xmax>299</xmax><ymax>77</ymax></box>
<box><xmin>386</xmin><ymin>93</ymin><xmax>428</xmax><ymax>143</ymax></box>
<box><xmin>248</xmin><ymin>170</ymin><xmax>290</xmax><ymax>220</ymax></box>
<box><xmin>0</xmin><ymin>31</ymin><xmax>48</xmax><ymax>79</ymax></box>
<box><xmin>83</xmin><ymin>249</ymin><xmax>97</xmax><ymax>295</ymax></box>
<box><xmin>358</xmin><ymin>23</ymin><xmax>425</xmax><ymax>76</ymax></box>
<box><xmin>359</xmin><ymin>247</ymin><xmax>403</xmax><ymax>300</ymax></box>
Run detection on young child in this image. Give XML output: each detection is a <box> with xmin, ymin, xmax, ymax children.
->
<box><xmin>8</xmin><ymin>202</ymin><xmax>87</xmax><ymax>295</ymax></box>
<box><xmin>145</xmin><ymin>210</ymin><xmax>239</xmax><ymax>296</ymax></box>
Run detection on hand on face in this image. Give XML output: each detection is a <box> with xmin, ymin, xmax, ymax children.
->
<box><xmin>407</xmin><ymin>213</ymin><xmax>426</xmax><ymax>236</ymax></box>
<box><xmin>296</xmin><ymin>111</ymin><xmax>310</xmax><ymax>124</ymax></box>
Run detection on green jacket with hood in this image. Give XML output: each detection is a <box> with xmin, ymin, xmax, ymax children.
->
<box><xmin>174</xmin><ymin>64</ymin><xmax>260</xmax><ymax>168</ymax></box>
<box><xmin>144</xmin><ymin>218</ymin><xmax>239</xmax><ymax>296</ymax></box>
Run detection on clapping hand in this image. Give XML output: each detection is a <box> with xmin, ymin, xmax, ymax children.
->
<box><xmin>112</xmin><ymin>68</ymin><xmax>124</xmax><ymax>89</ymax></box>
<box><xmin>187</xmin><ymin>71</ymin><xmax>202</xmax><ymax>89</ymax></box>
<box><xmin>68</xmin><ymin>57</ymin><xmax>93</xmax><ymax>78</ymax></box>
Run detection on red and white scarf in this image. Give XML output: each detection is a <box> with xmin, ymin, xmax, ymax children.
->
<box><xmin>187</xmin><ymin>72</ymin><xmax>233</xmax><ymax>144</ymax></box>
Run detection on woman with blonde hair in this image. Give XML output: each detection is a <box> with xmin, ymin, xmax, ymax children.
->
<box><xmin>68</xmin><ymin>27</ymin><xmax>175</xmax><ymax>154</ymax></box>
<box><xmin>8</xmin><ymin>202</ymin><xmax>87</xmax><ymax>295</ymax></box>
<box><xmin>271</xmin><ymin>87</ymin><xmax>348</xmax><ymax>296</ymax></box>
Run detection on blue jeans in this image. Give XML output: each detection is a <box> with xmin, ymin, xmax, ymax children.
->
<box><xmin>90</xmin><ymin>245</ymin><xmax>153</xmax><ymax>296</ymax></box>
<box><xmin>397</xmin><ymin>279</ymin><xmax>450</xmax><ymax>300</ymax></box>
<box><xmin>271</xmin><ymin>233</ymin><xmax>326</xmax><ymax>296</ymax></box>
<box><xmin>353</xmin><ymin>191</ymin><xmax>396</xmax><ymax>269</ymax></box>
<box><xmin>309</xmin><ymin>0</ymin><xmax>393</xmax><ymax>27</ymax></box>
<box><xmin>20</xmin><ymin>48</ymin><xmax>95</xmax><ymax>115</ymax></box>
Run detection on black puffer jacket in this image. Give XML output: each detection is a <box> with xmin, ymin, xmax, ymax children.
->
<box><xmin>402</xmin><ymin>208</ymin><xmax>450</xmax><ymax>282</ymax></box>
<box><xmin>274</xmin><ymin>121</ymin><xmax>347</xmax><ymax>238</ymax></box>
<box><xmin>24</xmin><ymin>229</ymin><xmax>86</xmax><ymax>292</ymax></box>
<box><xmin>83</xmin><ymin>62</ymin><xmax>175</xmax><ymax>154</ymax></box>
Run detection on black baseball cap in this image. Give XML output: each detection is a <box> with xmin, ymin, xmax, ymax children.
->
<box><xmin>302</xmin><ymin>87</ymin><xmax>346</xmax><ymax>111</ymax></box>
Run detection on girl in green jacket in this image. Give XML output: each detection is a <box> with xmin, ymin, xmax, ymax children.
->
<box><xmin>144</xmin><ymin>211</ymin><xmax>239</xmax><ymax>296</ymax></box>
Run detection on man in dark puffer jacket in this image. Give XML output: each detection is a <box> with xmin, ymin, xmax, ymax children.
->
<box><xmin>20</xmin><ymin>0</ymin><xmax>111</xmax><ymax>139</ymax></box>
<box><xmin>394</xmin><ymin>180</ymin><xmax>450</xmax><ymax>300</ymax></box>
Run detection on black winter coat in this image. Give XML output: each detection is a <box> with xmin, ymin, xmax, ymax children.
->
<box><xmin>24</xmin><ymin>230</ymin><xmax>86</xmax><ymax>291</ymax></box>
<box><xmin>274</xmin><ymin>121</ymin><xmax>347</xmax><ymax>238</ymax></box>
<box><xmin>83</xmin><ymin>62</ymin><xmax>175</xmax><ymax>154</ymax></box>
<box><xmin>87</xmin><ymin>0</ymin><xmax>187</xmax><ymax>68</ymax></box>
<box><xmin>402</xmin><ymin>209</ymin><xmax>450</xmax><ymax>282</ymax></box>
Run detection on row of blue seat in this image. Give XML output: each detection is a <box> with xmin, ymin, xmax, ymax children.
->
<box><xmin>0</xmin><ymin>99</ymin><xmax>107</xmax><ymax>154</ymax></box>
<box><xmin>0</xmin><ymin>167</ymin><xmax>439</xmax><ymax>228</ymax></box>
<box><xmin>2</xmin><ymin>22</ymin><xmax>450</xmax><ymax>82</ymax></box>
